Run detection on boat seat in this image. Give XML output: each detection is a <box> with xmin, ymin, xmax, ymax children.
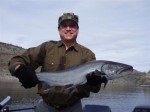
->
<box><xmin>83</xmin><ymin>104</ymin><xmax>111</xmax><ymax>112</ymax></box>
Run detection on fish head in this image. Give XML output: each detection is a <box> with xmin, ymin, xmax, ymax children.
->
<box><xmin>98</xmin><ymin>61</ymin><xmax>133</xmax><ymax>80</ymax></box>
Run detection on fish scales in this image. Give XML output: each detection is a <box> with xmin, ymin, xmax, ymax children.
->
<box><xmin>36</xmin><ymin>60</ymin><xmax>133</xmax><ymax>86</ymax></box>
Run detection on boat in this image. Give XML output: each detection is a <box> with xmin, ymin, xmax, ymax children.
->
<box><xmin>1</xmin><ymin>96</ymin><xmax>150</xmax><ymax>112</ymax></box>
<box><xmin>132</xmin><ymin>105</ymin><xmax>150</xmax><ymax>112</ymax></box>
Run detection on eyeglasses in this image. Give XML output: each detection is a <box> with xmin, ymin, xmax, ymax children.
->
<box><xmin>60</xmin><ymin>23</ymin><xmax>78</xmax><ymax>28</ymax></box>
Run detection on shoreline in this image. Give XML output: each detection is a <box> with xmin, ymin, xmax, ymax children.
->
<box><xmin>0</xmin><ymin>75</ymin><xmax>18</xmax><ymax>82</ymax></box>
<box><xmin>0</xmin><ymin>75</ymin><xmax>137</xmax><ymax>87</ymax></box>
<box><xmin>0</xmin><ymin>74</ymin><xmax>150</xmax><ymax>87</ymax></box>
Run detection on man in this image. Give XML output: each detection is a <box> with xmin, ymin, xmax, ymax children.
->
<box><xmin>8</xmin><ymin>13</ymin><xmax>106</xmax><ymax>112</ymax></box>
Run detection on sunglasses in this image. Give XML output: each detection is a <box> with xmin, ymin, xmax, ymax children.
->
<box><xmin>60</xmin><ymin>23</ymin><xmax>78</xmax><ymax>28</ymax></box>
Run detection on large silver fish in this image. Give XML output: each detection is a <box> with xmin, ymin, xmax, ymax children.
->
<box><xmin>36</xmin><ymin>60</ymin><xmax>133</xmax><ymax>87</ymax></box>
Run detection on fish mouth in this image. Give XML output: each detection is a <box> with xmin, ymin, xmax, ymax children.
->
<box><xmin>117</xmin><ymin>66</ymin><xmax>133</xmax><ymax>74</ymax></box>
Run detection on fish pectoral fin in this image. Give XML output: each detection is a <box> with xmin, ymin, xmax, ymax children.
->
<box><xmin>101</xmin><ymin>76</ymin><xmax>108</xmax><ymax>89</ymax></box>
<box><xmin>103</xmin><ymin>82</ymin><xmax>108</xmax><ymax>89</ymax></box>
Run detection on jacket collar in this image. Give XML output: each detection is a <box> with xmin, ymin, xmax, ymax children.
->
<box><xmin>57</xmin><ymin>40</ymin><xmax>78</xmax><ymax>52</ymax></box>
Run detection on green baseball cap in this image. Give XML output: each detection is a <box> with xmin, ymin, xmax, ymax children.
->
<box><xmin>58</xmin><ymin>13</ymin><xmax>78</xmax><ymax>27</ymax></box>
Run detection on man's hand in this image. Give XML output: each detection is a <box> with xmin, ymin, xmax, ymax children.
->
<box><xmin>14</xmin><ymin>64</ymin><xmax>39</xmax><ymax>88</ymax></box>
<box><xmin>86</xmin><ymin>70</ymin><xmax>107</xmax><ymax>86</ymax></box>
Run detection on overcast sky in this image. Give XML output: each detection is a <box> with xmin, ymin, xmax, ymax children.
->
<box><xmin>0</xmin><ymin>0</ymin><xmax>150</xmax><ymax>72</ymax></box>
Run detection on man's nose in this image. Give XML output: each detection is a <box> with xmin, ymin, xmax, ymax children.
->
<box><xmin>66</xmin><ymin>26</ymin><xmax>71</xmax><ymax>30</ymax></box>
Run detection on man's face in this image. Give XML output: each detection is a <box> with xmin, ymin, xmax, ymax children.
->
<box><xmin>58</xmin><ymin>20</ymin><xmax>79</xmax><ymax>42</ymax></box>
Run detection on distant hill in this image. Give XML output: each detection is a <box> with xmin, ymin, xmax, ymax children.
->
<box><xmin>109</xmin><ymin>69</ymin><xmax>150</xmax><ymax>86</ymax></box>
<box><xmin>0</xmin><ymin>42</ymin><xmax>150</xmax><ymax>86</ymax></box>
<box><xmin>0</xmin><ymin>42</ymin><xmax>25</xmax><ymax>76</ymax></box>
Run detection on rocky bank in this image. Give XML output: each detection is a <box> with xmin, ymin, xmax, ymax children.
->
<box><xmin>0</xmin><ymin>42</ymin><xmax>150</xmax><ymax>86</ymax></box>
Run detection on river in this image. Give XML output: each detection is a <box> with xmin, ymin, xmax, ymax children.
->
<box><xmin>0</xmin><ymin>80</ymin><xmax>150</xmax><ymax>112</ymax></box>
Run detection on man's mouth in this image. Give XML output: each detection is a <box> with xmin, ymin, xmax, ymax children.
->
<box><xmin>65</xmin><ymin>32</ymin><xmax>73</xmax><ymax>37</ymax></box>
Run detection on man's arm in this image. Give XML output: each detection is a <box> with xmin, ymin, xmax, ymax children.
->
<box><xmin>8</xmin><ymin>43</ymin><xmax>46</xmax><ymax>88</ymax></box>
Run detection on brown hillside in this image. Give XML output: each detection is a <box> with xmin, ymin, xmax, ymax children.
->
<box><xmin>0</xmin><ymin>42</ymin><xmax>149</xmax><ymax>85</ymax></box>
<box><xmin>0</xmin><ymin>42</ymin><xmax>25</xmax><ymax>75</ymax></box>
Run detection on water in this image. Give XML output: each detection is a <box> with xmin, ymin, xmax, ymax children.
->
<box><xmin>0</xmin><ymin>81</ymin><xmax>39</xmax><ymax>104</ymax></box>
<box><xmin>82</xmin><ymin>86</ymin><xmax>150</xmax><ymax>112</ymax></box>
<box><xmin>0</xmin><ymin>81</ymin><xmax>150</xmax><ymax>112</ymax></box>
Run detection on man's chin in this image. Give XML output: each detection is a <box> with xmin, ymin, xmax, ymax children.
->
<box><xmin>64</xmin><ymin>38</ymin><xmax>76</xmax><ymax>42</ymax></box>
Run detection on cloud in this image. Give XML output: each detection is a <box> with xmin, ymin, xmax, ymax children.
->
<box><xmin>0</xmin><ymin>0</ymin><xmax>149</xmax><ymax>72</ymax></box>
<box><xmin>78</xmin><ymin>31</ymin><xmax>150</xmax><ymax>72</ymax></box>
